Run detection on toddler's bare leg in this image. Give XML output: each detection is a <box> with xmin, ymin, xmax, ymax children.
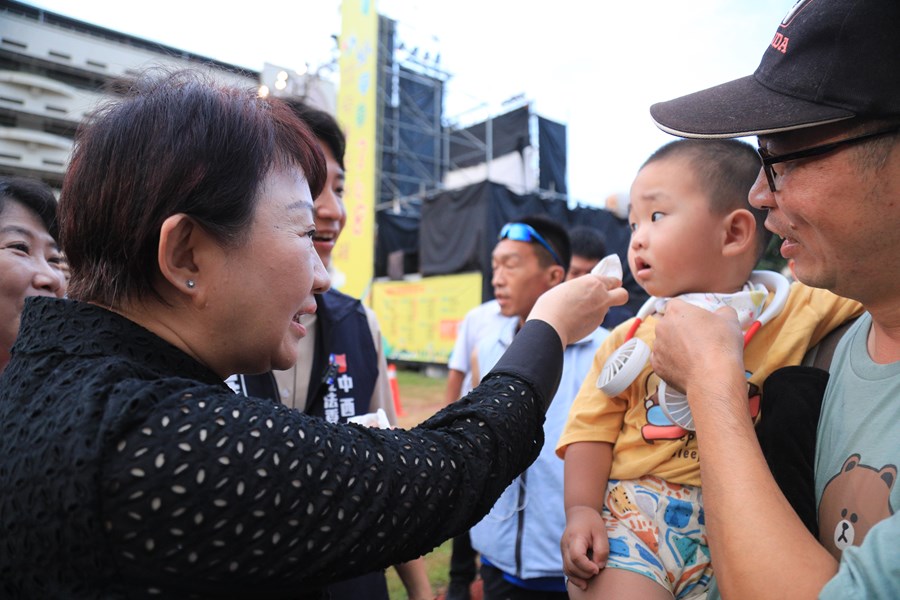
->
<box><xmin>569</xmin><ymin>567</ymin><xmax>674</xmax><ymax>600</ymax></box>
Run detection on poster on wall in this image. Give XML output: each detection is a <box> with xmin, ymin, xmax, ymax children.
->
<box><xmin>372</xmin><ymin>272</ymin><xmax>482</xmax><ymax>364</ymax></box>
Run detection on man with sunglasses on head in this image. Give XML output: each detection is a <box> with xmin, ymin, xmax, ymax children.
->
<box><xmin>647</xmin><ymin>1</ymin><xmax>900</xmax><ymax>598</ymax></box>
<box><xmin>467</xmin><ymin>215</ymin><xmax>611</xmax><ymax>600</ymax></box>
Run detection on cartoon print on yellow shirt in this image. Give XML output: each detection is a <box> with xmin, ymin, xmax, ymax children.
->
<box><xmin>640</xmin><ymin>370</ymin><xmax>761</xmax><ymax>443</ymax></box>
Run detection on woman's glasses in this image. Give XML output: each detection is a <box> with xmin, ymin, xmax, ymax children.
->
<box><xmin>498</xmin><ymin>223</ymin><xmax>563</xmax><ymax>266</ymax></box>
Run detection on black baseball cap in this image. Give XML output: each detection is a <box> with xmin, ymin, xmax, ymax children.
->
<box><xmin>650</xmin><ymin>0</ymin><xmax>900</xmax><ymax>138</ymax></box>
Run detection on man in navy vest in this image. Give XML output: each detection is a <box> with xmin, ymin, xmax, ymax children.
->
<box><xmin>230</xmin><ymin>101</ymin><xmax>432</xmax><ymax>600</ymax></box>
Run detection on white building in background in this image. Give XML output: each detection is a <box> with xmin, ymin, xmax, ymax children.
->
<box><xmin>0</xmin><ymin>0</ymin><xmax>261</xmax><ymax>188</ymax></box>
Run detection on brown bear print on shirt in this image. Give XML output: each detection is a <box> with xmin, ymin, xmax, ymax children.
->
<box><xmin>818</xmin><ymin>454</ymin><xmax>896</xmax><ymax>560</ymax></box>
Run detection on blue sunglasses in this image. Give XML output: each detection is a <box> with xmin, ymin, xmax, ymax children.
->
<box><xmin>499</xmin><ymin>223</ymin><xmax>564</xmax><ymax>267</ymax></box>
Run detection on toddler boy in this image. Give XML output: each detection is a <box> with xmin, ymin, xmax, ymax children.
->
<box><xmin>557</xmin><ymin>139</ymin><xmax>861</xmax><ymax>600</ymax></box>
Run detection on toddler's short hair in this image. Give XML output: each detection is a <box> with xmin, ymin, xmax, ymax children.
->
<box><xmin>642</xmin><ymin>139</ymin><xmax>771</xmax><ymax>257</ymax></box>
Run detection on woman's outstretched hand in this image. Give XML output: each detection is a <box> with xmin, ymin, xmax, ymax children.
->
<box><xmin>528</xmin><ymin>274</ymin><xmax>628</xmax><ymax>348</ymax></box>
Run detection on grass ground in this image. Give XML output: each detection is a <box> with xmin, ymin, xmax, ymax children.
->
<box><xmin>384</xmin><ymin>367</ymin><xmax>456</xmax><ymax>599</ymax></box>
<box><xmin>385</xmin><ymin>539</ymin><xmax>453</xmax><ymax>599</ymax></box>
<box><xmin>392</xmin><ymin>367</ymin><xmax>451</xmax><ymax>430</ymax></box>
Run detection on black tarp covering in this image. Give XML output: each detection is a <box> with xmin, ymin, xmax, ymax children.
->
<box><xmin>375</xmin><ymin>205</ymin><xmax>422</xmax><ymax>279</ymax></box>
<box><xmin>538</xmin><ymin>117</ymin><xmax>567</xmax><ymax>195</ymax></box>
<box><xmin>417</xmin><ymin>181</ymin><xmax>648</xmax><ymax>313</ymax></box>
<box><xmin>448</xmin><ymin>106</ymin><xmax>530</xmax><ymax>168</ymax></box>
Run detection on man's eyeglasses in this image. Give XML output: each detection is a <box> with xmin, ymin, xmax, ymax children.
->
<box><xmin>499</xmin><ymin>223</ymin><xmax>564</xmax><ymax>267</ymax></box>
<box><xmin>756</xmin><ymin>124</ymin><xmax>900</xmax><ymax>193</ymax></box>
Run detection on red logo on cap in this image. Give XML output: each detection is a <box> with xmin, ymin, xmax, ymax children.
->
<box><xmin>771</xmin><ymin>33</ymin><xmax>790</xmax><ymax>54</ymax></box>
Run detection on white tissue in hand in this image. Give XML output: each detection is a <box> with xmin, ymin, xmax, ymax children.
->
<box><xmin>591</xmin><ymin>253</ymin><xmax>623</xmax><ymax>280</ymax></box>
<box><xmin>347</xmin><ymin>408</ymin><xmax>391</xmax><ymax>429</ymax></box>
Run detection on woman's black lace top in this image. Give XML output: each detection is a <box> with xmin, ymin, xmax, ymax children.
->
<box><xmin>0</xmin><ymin>298</ymin><xmax>563</xmax><ymax>598</ymax></box>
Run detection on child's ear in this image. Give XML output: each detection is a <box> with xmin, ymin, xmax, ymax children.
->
<box><xmin>721</xmin><ymin>209</ymin><xmax>757</xmax><ymax>257</ymax></box>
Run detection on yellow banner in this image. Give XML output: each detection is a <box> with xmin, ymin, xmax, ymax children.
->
<box><xmin>372</xmin><ymin>273</ymin><xmax>484</xmax><ymax>364</ymax></box>
<box><xmin>335</xmin><ymin>0</ymin><xmax>378</xmax><ymax>299</ymax></box>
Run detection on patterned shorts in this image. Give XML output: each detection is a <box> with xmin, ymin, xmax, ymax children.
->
<box><xmin>603</xmin><ymin>476</ymin><xmax>712</xmax><ymax>599</ymax></box>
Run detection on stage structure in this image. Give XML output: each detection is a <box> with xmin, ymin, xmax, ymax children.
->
<box><xmin>376</xmin><ymin>16</ymin><xmax>447</xmax><ymax>210</ymax></box>
<box><xmin>375</xmin><ymin>102</ymin><xmax>573</xmax><ymax>281</ymax></box>
<box><xmin>258</xmin><ymin>62</ymin><xmax>337</xmax><ymax>115</ymax></box>
<box><xmin>372</xmin><ymin>16</ymin><xmax>445</xmax><ymax>280</ymax></box>
<box><xmin>372</xmin><ymin>14</ymin><xmax>571</xmax><ymax>280</ymax></box>
<box><xmin>368</xmin><ymin>15</ymin><xmax>589</xmax><ymax>364</ymax></box>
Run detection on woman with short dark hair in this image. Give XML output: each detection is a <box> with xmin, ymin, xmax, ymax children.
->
<box><xmin>0</xmin><ymin>71</ymin><xmax>626</xmax><ymax>598</ymax></box>
<box><xmin>0</xmin><ymin>175</ymin><xmax>66</xmax><ymax>373</ymax></box>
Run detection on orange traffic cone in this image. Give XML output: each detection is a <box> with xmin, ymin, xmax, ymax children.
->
<box><xmin>387</xmin><ymin>363</ymin><xmax>405</xmax><ymax>417</ymax></box>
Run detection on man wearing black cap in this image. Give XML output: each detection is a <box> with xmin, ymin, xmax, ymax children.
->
<box><xmin>647</xmin><ymin>1</ymin><xmax>899</xmax><ymax>598</ymax></box>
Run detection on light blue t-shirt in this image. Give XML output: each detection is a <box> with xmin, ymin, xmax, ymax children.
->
<box><xmin>815</xmin><ymin>313</ymin><xmax>900</xmax><ymax>598</ymax></box>
<box><xmin>447</xmin><ymin>300</ymin><xmax>516</xmax><ymax>397</ymax></box>
<box><xmin>708</xmin><ymin>313</ymin><xmax>899</xmax><ymax>599</ymax></box>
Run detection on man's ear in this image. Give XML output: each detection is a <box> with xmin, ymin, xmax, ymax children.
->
<box><xmin>157</xmin><ymin>214</ymin><xmax>211</xmax><ymax>303</ymax></box>
<box><xmin>547</xmin><ymin>264</ymin><xmax>566</xmax><ymax>287</ymax></box>
<box><xmin>721</xmin><ymin>209</ymin><xmax>758</xmax><ymax>258</ymax></box>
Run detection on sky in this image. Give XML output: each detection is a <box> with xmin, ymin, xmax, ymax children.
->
<box><xmin>27</xmin><ymin>0</ymin><xmax>793</xmax><ymax>207</ymax></box>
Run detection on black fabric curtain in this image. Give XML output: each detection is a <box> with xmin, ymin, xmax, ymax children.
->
<box><xmin>375</xmin><ymin>208</ymin><xmax>422</xmax><ymax>278</ymax></box>
<box><xmin>418</xmin><ymin>181</ymin><xmax>646</xmax><ymax>306</ymax></box>
<box><xmin>448</xmin><ymin>106</ymin><xmax>530</xmax><ymax>169</ymax></box>
<box><xmin>419</xmin><ymin>181</ymin><xmax>491</xmax><ymax>278</ymax></box>
<box><xmin>538</xmin><ymin>117</ymin><xmax>567</xmax><ymax>194</ymax></box>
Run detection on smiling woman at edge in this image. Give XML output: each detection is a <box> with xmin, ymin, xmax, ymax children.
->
<box><xmin>0</xmin><ymin>175</ymin><xmax>67</xmax><ymax>373</ymax></box>
<box><xmin>0</xmin><ymin>71</ymin><xmax>627</xmax><ymax>599</ymax></box>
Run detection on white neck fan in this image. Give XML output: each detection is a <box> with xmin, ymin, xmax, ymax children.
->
<box><xmin>597</xmin><ymin>270</ymin><xmax>790</xmax><ymax>430</ymax></box>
